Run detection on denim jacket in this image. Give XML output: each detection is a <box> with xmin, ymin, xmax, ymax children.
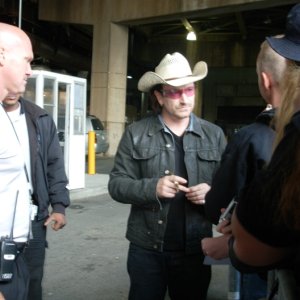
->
<box><xmin>108</xmin><ymin>113</ymin><xmax>226</xmax><ymax>254</ymax></box>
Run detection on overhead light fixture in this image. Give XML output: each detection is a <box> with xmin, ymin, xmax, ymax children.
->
<box><xmin>186</xmin><ymin>31</ymin><xmax>197</xmax><ymax>41</ymax></box>
<box><xmin>181</xmin><ymin>18</ymin><xmax>197</xmax><ymax>41</ymax></box>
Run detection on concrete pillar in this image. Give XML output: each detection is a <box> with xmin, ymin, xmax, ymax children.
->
<box><xmin>90</xmin><ymin>21</ymin><xmax>128</xmax><ymax>156</ymax></box>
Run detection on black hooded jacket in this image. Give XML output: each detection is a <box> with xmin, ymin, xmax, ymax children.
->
<box><xmin>20</xmin><ymin>97</ymin><xmax>70</xmax><ymax>220</ymax></box>
<box><xmin>205</xmin><ymin>108</ymin><xmax>276</xmax><ymax>224</ymax></box>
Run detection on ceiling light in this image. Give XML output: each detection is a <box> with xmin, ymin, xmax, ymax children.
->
<box><xmin>186</xmin><ymin>31</ymin><xmax>197</xmax><ymax>41</ymax></box>
<box><xmin>181</xmin><ymin>18</ymin><xmax>197</xmax><ymax>41</ymax></box>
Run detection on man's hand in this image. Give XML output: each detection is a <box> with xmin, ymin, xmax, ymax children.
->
<box><xmin>44</xmin><ymin>213</ymin><xmax>66</xmax><ymax>231</ymax></box>
<box><xmin>216</xmin><ymin>205</ymin><xmax>234</xmax><ymax>234</ymax></box>
<box><xmin>201</xmin><ymin>235</ymin><xmax>231</xmax><ymax>260</ymax></box>
<box><xmin>156</xmin><ymin>175</ymin><xmax>189</xmax><ymax>198</ymax></box>
<box><xmin>185</xmin><ymin>183</ymin><xmax>210</xmax><ymax>205</ymax></box>
<box><xmin>216</xmin><ymin>218</ymin><xmax>232</xmax><ymax>234</ymax></box>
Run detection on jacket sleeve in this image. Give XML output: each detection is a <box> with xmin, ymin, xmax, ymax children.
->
<box><xmin>108</xmin><ymin>127</ymin><xmax>161</xmax><ymax>209</ymax></box>
<box><xmin>44</xmin><ymin>117</ymin><xmax>70</xmax><ymax>213</ymax></box>
<box><xmin>205</xmin><ymin>132</ymin><xmax>250</xmax><ymax>224</ymax></box>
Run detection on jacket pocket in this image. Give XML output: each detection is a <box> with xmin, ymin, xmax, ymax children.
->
<box><xmin>197</xmin><ymin>149</ymin><xmax>221</xmax><ymax>162</ymax></box>
<box><xmin>132</xmin><ymin>146</ymin><xmax>160</xmax><ymax>160</ymax></box>
<box><xmin>194</xmin><ymin>149</ymin><xmax>221</xmax><ymax>184</ymax></box>
<box><xmin>132</xmin><ymin>146</ymin><xmax>161</xmax><ymax>177</ymax></box>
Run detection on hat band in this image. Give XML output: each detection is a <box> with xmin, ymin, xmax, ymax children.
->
<box><xmin>164</xmin><ymin>74</ymin><xmax>194</xmax><ymax>81</ymax></box>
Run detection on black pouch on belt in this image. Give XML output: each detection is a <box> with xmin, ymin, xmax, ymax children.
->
<box><xmin>0</xmin><ymin>237</ymin><xmax>17</xmax><ymax>282</ymax></box>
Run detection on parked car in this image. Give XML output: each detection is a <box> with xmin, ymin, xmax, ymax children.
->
<box><xmin>57</xmin><ymin>115</ymin><xmax>109</xmax><ymax>155</ymax></box>
<box><xmin>85</xmin><ymin>115</ymin><xmax>109</xmax><ymax>154</ymax></box>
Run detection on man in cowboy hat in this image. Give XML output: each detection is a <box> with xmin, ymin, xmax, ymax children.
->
<box><xmin>109</xmin><ymin>52</ymin><xmax>226</xmax><ymax>300</ymax></box>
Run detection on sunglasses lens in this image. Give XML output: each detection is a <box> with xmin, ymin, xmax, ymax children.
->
<box><xmin>162</xmin><ymin>86</ymin><xmax>195</xmax><ymax>99</ymax></box>
<box><xmin>165</xmin><ymin>90</ymin><xmax>181</xmax><ymax>99</ymax></box>
<box><xmin>184</xmin><ymin>86</ymin><xmax>195</xmax><ymax>96</ymax></box>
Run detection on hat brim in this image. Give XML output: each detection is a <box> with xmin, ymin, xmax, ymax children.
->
<box><xmin>267</xmin><ymin>36</ymin><xmax>300</xmax><ymax>62</ymax></box>
<box><xmin>138</xmin><ymin>61</ymin><xmax>208</xmax><ymax>92</ymax></box>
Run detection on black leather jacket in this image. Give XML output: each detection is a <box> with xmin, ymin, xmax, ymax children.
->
<box><xmin>108</xmin><ymin>113</ymin><xmax>226</xmax><ymax>254</ymax></box>
<box><xmin>20</xmin><ymin>98</ymin><xmax>70</xmax><ymax>220</ymax></box>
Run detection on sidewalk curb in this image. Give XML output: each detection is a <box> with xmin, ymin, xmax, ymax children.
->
<box><xmin>70</xmin><ymin>174</ymin><xmax>109</xmax><ymax>201</ymax></box>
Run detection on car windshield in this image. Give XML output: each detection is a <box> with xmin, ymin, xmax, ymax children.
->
<box><xmin>91</xmin><ymin>118</ymin><xmax>104</xmax><ymax>130</ymax></box>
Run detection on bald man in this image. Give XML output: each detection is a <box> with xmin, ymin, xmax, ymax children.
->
<box><xmin>0</xmin><ymin>23</ymin><xmax>33</xmax><ymax>300</ymax></box>
<box><xmin>0</xmin><ymin>22</ymin><xmax>33</xmax><ymax>101</ymax></box>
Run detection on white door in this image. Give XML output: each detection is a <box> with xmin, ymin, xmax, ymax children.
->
<box><xmin>67</xmin><ymin>81</ymin><xmax>86</xmax><ymax>189</ymax></box>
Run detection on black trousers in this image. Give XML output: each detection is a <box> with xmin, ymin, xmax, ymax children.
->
<box><xmin>24</xmin><ymin>218</ymin><xmax>47</xmax><ymax>300</ymax></box>
<box><xmin>0</xmin><ymin>251</ymin><xmax>30</xmax><ymax>300</ymax></box>
<box><xmin>127</xmin><ymin>243</ymin><xmax>211</xmax><ymax>300</ymax></box>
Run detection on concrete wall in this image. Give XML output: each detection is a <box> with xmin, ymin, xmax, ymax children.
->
<box><xmin>38</xmin><ymin>0</ymin><xmax>294</xmax><ymax>155</ymax></box>
<box><xmin>39</xmin><ymin>0</ymin><xmax>294</xmax><ymax>23</ymax></box>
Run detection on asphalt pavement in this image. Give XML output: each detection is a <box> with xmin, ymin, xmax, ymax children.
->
<box><xmin>43</xmin><ymin>155</ymin><xmax>229</xmax><ymax>300</ymax></box>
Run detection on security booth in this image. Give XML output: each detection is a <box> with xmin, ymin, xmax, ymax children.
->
<box><xmin>24</xmin><ymin>70</ymin><xmax>87</xmax><ymax>190</ymax></box>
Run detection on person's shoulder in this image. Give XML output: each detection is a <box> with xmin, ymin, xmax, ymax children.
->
<box><xmin>194</xmin><ymin>115</ymin><xmax>223</xmax><ymax>133</ymax></box>
<box><xmin>127</xmin><ymin>114</ymin><xmax>159</xmax><ymax>129</ymax></box>
<box><xmin>21</xmin><ymin>98</ymin><xmax>48</xmax><ymax>116</ymax></box>
<box><xmin>225</xmin><ymin>126</ymin><xmax>258</xmax><ymax>153</ymax></box>
<box><xmin>255</xmin><ymin>108</ymin><xmax>275</xmax><ymax>125</ymax></box>
<box><xmin>233</xmin><ymin>108</ymin><xmax>275</xmax><ymax>139</ymax></box>
<box><xmin>235</xmin><ymin>120</ymin><xmax>274</xmax><ymax>140</ymax></box>
<box><xmin>124</xmin><ymin>115</ymin><xmax>163</xmax><ymax>142</ymax></box>
<box><xmin>21</xmin><ymin>98</ymin><xmax>57</xmax><ymax>129</ymax></box>
<box><xmin>224</xmin><ymin>122</ymin><xmax>275</xmax><ymax>160</ymax></box>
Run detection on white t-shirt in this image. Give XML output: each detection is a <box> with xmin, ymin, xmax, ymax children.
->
<box><xmin>7</xmin><ymin>104</ymin><xmax>33</xmax><ymax>193</ymax></box>
<box><xmin>0</xmin><ymin>104</ymin><xmax>30</xmax><ymax>242</ymax></box>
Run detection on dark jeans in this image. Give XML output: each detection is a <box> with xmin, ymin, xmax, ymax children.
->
<box><xmin>241</xmin><ymin>273</ymin><xmax>267</xmax><ymax>300</ymax></box>
<box><xmin>127</xmin><ymin>243</ymin><xmax>211</xmax><ymax>300</ymax></box>
<box><xmin>24</xmin><ymin>218</ymin><xmax>47</xmax><ymax>300</ymax></box>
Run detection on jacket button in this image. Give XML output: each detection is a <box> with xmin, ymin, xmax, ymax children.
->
<box><xmin>165</xmin><ymin>170</ymin><xmax>171</xmax><ymax>175</ymax></box>
<box><xmin>153</xmin><ymin>244</ymin><xmax>158</xmax><ymax>249</ymax></box>
<box><xmin>158</xmin><ymin>220</ymin><xmax>163</xmax><ymax>224</ymax></box>
<box><xmin>166</xmin><ymin>144</ymin><xmax>171</xmax><ymax>148</ymax></box>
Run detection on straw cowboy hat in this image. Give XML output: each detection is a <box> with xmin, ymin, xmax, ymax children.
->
<box><xmin>138</xmin><ymin>52</ymin><xmax>208</xmax><ymax>92</ymax></box>
<box><xmin>266</xmin><ymin>3</ymin><xmax>300</xmax><ymax>61</ymax></box>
